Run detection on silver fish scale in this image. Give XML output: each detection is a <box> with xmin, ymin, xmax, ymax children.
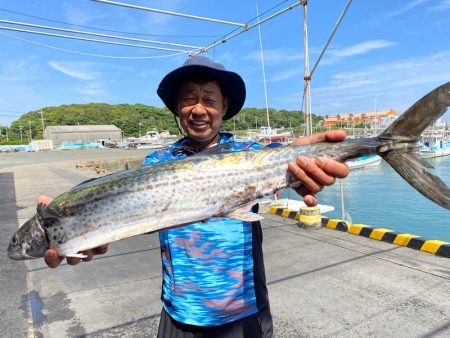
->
<box><xmin>48</xmin><ymin>147</ymin><xmax>297</xmax><ymax>255</ymax></box>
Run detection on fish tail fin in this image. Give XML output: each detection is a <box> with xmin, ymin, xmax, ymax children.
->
<box><xmin>379</xmin><ymin>82</ymin><xmax>450</xmax><ymax>210</ymax></box>
<box><xmin>381</xmin><ymin>82</ymin><xmax>450</xmax><ymax>139</ymax></box>
<box><xmin>383</xmin><ymin>152</ymin><xmax>450</xmax><ymax>209</ymax></box>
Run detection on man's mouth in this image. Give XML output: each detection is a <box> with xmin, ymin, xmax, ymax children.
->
<box><xmin>190</xmin><ymin>120</ymin><xmax>208</xmax><ymax>126</ymax></box>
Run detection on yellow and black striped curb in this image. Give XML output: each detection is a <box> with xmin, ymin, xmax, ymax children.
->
<box><xmin>268</xmin><ymin>206</ymin><xmax>450</xmax><ymax>258</ymax></box>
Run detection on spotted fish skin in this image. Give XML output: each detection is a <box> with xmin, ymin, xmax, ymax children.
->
<box><xmin>7</xmin><ymin>82</ymin><xmax>450</xmax><ymax>260</ymax></box>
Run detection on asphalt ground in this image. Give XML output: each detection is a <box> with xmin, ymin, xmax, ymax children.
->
<box><xmin>1</xmin><ymin>149</ymin><xmax>449</xmax><ymax>338</ymax></box>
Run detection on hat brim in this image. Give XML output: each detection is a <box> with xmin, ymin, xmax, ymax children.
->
<box><xmin>157</xmin><ymin>64</ymin><xmax>246</xmax><ymax>120</ymax></box>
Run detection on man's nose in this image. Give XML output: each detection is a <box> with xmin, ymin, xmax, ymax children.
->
<box><xmin>192</xmin><ymin>103</ymin><xmax>207</xmax><ymax>114</ymax></box>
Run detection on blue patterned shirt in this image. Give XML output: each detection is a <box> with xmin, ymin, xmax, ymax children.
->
<box><xmin>143</xmin><ymin>133</ymin><xmax>270</xmax><ymax>326</ymax></box>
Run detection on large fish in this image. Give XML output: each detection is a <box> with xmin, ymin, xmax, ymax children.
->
<box><xmin>8</xmin><ymin>82</ymin><xmax>450</xmax><ymax>260</ymax></box>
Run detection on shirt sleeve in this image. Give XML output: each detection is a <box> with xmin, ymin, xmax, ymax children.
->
<box><xmin>142</xmin><ymin>148</ymin><xmax>172</xmax><ymax>166</ymax></box>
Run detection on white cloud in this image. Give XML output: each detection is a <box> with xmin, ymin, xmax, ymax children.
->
<box><xmin>274</xmin><ymin>50</ymin><xmax>450</xmax><ymax>116</ymax></box>
<box><xmin>76</xmin><ymin>83</ymin><xmax>105</xmax><ymax>97</ymax></box>
<box><xmin>269</xmin><ymin>67</ymin><xmax>303</xmax><ymax>82</ymax></box>
<box><xmin>245</xmin><ymin>48</ymin><xmax>303</xmax><ymax>64</ymax></box>
<box><xmin>387</xmin><ymin>0</ymin><xmax>430</xmax><ymax>17</ymax></box>
<box><xmin>48</xmin><ymin>61</ymin><xmax>101</xmax><ymax>80</ymax></box>
<box><xmin>330</xmin><ymin>40</ymin><xmax>396</xmax><ymax>58</ymax></box>
<box><xmin>62</xmin><ymin>2</ymin><xmax>106</xmax><ymax>26</ymax></box>
<box><xmin>0</xmin><ymin>58</ymin><xmax>39</xmax><ymax>82</ymax></box>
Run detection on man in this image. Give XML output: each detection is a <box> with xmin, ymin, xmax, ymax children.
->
<box><xmin>43</xmin><ymin>56</ymin><xmax>349</xmax><ymax>337</ymax></box>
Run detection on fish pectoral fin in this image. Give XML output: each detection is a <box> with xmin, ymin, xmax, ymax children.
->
<box><xmin>224</xmin><ymin>209</ymin><xmax>264</xmax><ymax>222</ymax></box>
<box><xmin>37</xmin><ymin>204</ymin><xmax>60</xmax><ymax>220</ymax></box>
<box><xmin>65</xmin><ymin>253</ymin><xmax>88</xmax><ymax>259</ymax></box>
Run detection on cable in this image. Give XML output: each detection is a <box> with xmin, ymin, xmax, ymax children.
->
<box><xmin>0</xmin><ymin>19</ymin><xmax>201</xmax><ymax>49</ymax></box>
<box><xmin>207</xmin><ymin>0</ymin><xmax>291</xmax><ymax>52</ymax></box>
<box><xmin>309</xmin><ymin>0</ymin><xmax>353</xmax><ymax>78</ymax></box>
<box><xmin>0</xmin><ymin>26</ymin><xmax>192</xmax><ymax>52</ymax></box>
<box><xmin>0</xmin><ymin>31</ymin><xmax>187</xmax><ymax>59</ymax></box>
<box><xmin>0</xmin><ymin>8</ymin><xmax>220</xmax><ymax>38</ymax></box>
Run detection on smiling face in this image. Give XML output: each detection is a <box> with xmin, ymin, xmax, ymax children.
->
<box><xmin>177</xmin><ymin>79</ymin><xmax>228</xmax><ymax>149</ymax></box>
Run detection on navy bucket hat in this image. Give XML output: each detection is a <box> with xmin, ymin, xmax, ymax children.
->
<box><xmin>157</xmin><ymin>56</ymin><xmax>246</xmax><ymax>120</ymax></box>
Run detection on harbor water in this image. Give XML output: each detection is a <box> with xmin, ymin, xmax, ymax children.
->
<box><xmin>281</xmin><ymin>155</ymin><xmax>450</xmax><ymax>242</ymax></box>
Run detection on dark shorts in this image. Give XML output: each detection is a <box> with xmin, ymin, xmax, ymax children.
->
<box><xmin>157</xmin><ymin>307</ymin><xmax>273</xmax><ymax>338</ymax></box>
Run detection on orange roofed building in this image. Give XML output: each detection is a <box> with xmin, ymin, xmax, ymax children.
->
<box><xmin>322</xmin><ymin>109</ymin><xmax>397</xmax><ymax>127</ymax></box>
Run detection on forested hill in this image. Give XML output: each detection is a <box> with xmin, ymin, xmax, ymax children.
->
<box><xmin>2</xmin><ymin>103</ymin><xmax>324</xmax><ymax>142</ymax></box>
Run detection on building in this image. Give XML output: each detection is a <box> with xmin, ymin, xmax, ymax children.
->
<box><xmin>44</xmin><ymin>125</ymin><xmax>122</xmax><ymax>147</ymax></box>
<box><xmin>322</xmin><ymin>109</ymin><xmax>397</xmax><ymax>127</ymax></box>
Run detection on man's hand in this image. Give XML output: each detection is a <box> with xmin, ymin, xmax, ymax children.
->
<box><xmin>288</xmin><ymin>130</ymin><xmax>349</xmax><ymax>206</ymax></box>
<box><xmin>38</xmin><ymin>195</ymin><xmax>108</xmax><ymax>269</ymax></box>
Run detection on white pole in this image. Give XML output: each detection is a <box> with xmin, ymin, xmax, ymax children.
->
<box><xmin>39</xmin><ymin>109</ymin><xmax>45</xmax><ymax>136</ymax></box>
<box><xmin>91</xmin><ymin>0</ymin><xmax>246</xmax><ymax>27</ymax></box>
<box><xmin>301</xmin><ymin>1</ymin><xmax>312</xmax><ymax>136</ymax></box>
<box><xmin>256</xmin><ymin>3</ymin><xmax>271</xmax><ymax>142</ymax></box>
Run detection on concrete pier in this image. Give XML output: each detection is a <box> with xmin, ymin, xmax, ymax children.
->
<box><xmin>1</xmin><ymin>149</ymin><xmax>449</xmax><ymax>337</ymax></box>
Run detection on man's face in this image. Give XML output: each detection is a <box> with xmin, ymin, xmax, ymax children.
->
<box><xmin>177</xmin><ymin>80</ymin><xmax>228</xmax><ymax>147</ymax></box>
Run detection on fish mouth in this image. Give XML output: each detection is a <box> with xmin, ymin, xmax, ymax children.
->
<box><xmin>7</xmin><ymin>245</ymin><xmax>39</xmax><ymax>260</ymax></box>
<box><xmin>7</xmin><ymin>246</ymin><xmax>27</xmax><ymax>260</ymax></box>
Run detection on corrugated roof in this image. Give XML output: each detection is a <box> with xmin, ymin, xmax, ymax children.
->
<box><xmin>44</xmin><ymin>125</ymin><xmax>121</xmax><ymax>132</ymax></box>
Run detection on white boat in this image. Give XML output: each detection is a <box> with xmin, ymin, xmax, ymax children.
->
<box><xmin>126</xmin><ymin>130</ymin><xmax>178</xmax><ymax>149</ymax></box>
<box><xmin>419</xmin><ymin>120</ymin><xmax>450</xmax><ymax>158</ymax></box>
<box><xmin>256</xmin><ymin>126</ymin><xmax>292</xmax><ymax>143</ymax></box>
<box><xmin>126</xmin><ymin>130</ymin><xmax>163</xmax><ymax>149</ymax></box>
<box><xmin>345</xmin><ymin>154</ymin><xmax>382</xmax><ymax>170</ymax></box>
<box><xmin>419</xmin><ymin>141</ymin><xmax>450</xmax><ymax>158</ymax></box>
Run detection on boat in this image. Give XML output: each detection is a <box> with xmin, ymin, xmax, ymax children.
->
<box><xmin>256</xmin><ymin>126</ymin><xmax>293</xmax><ymax>143</ymax></box>
<box><xmin>126</xmin><ymin>129</ymin><xmax>178</xmax><ymax>149</ymax></box>
<box><xmin>345</xmin><ymin>154</ymin><xmax>382</xmax><ymax>170</ymax></box>
<box><xmin>419</xmin><ymin>119</ymin><xmax>450</xmax><ymax>158</ymax></box>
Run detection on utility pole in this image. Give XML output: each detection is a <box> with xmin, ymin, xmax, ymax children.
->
<box><xmin>374</xmin><ymin>93</ymin><xmax>382</xmax><ymax>134</ymax></box>
<box><xmin>19</xmin><ymin>124</ymin><xmax>23</xmax><ymax>142</ymax></box>
<box><xmin>5</xmin><ymin>128</ymin><xmax>8</xmax><ymax>142</ymax></box>
<box><xmin>39</xmin><ymin>109</ymin><xmax>45</xmax><ymax>137</ymax></box>
<box><xmin>28</xmin><ymin>120</ymin><xmax>32</xmax><ymax>142</ymax></box>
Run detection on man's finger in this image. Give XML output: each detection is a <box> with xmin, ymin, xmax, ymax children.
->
<box><xmin>288</xmin><ymin>160</ymin><xmax>323</xmax><ymax>194</ymax></box>
<box><xmin>44</xmin><ymin>249</ymin><xmax>63</xmax><ymax>269</ymax></box>
<box><xmin>37</xmin><ymin>195</ymin><xmax>53</xmax><ymax>206</ymax></box>
<box><xmin>292</xmin><ymin>130</ymin><xmax>347</xmax><ymax>146</ymax></box>
<box><xmin>303</xmin><ymin>194</ymin><xmax>318</xmax><ymax>207</ymax></box>
<box><xmin>81</xmin><ymin>250</ymin><xmax>94</xmax><ymax>262</ymax></box>
<box><xmin>66</xmin><ymin>256</ymin><xmax>81</xmax><ymax>265</ymax></box>
<box><xmin>92</xmin><ymin>245</ymin><xmax>108</xmax><ymax>255</ymax></box>
<box><xmin>315</xmin><ymin>157</ymin><xmax>349</xmax><ymax>180</ymax></box>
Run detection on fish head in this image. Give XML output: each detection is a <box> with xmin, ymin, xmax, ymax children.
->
<box><xmin>8</xmin><ymin>214</ymin><xmax>49</xmax><ymax>260</ymax></box>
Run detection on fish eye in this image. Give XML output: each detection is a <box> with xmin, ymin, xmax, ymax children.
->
<box><xmin>11</xmin><ymin>234</ymin><xmax>18</xmax><ymax>245</ymax></box>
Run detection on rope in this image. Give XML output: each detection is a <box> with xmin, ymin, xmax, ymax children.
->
<box><xmin>309</xmin><ymin>0</ymin><xmax>353</xmax><ymax>78</ymax></box>
<box><xmin>0</xmin><ymin>31</ymin><xmax>188</xmax><ymax>59</ymax></box>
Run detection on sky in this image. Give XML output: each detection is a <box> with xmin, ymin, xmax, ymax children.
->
<box><xmin>0</xmin><ymin>0</ymin><xmax>449</xmax><ymax>127</ymax></box>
